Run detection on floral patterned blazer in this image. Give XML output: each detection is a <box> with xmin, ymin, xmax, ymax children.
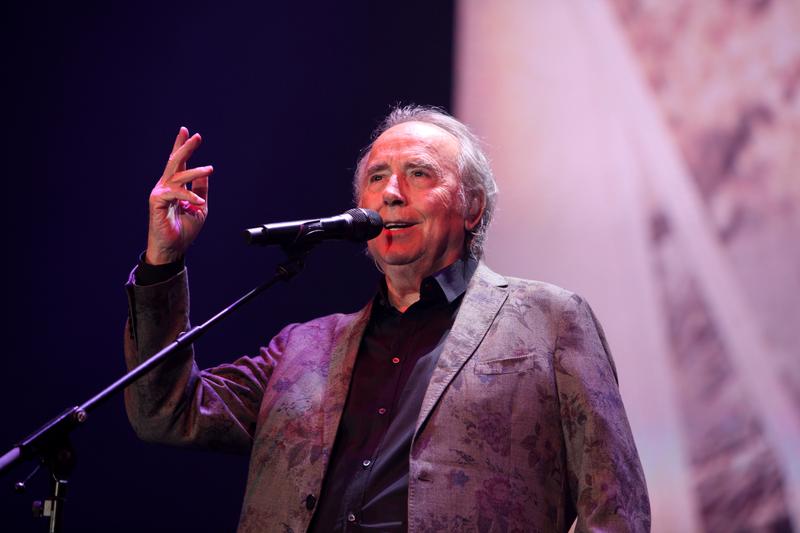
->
<box><xmin>124</xmin><ymin>262</ymin><xmax>650</xmax><ymax>532</ymax></box>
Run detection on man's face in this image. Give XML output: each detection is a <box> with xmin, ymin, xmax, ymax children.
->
<box><xmin>358</xmin><ymin>121</ymin><xmax>468</xmax><ymax>278</ymax></box>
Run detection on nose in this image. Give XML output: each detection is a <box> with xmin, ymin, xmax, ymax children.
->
<box><xmin>382</xmin><ymin>175</ymin><xmax>406</xmax><ymax>207</ymax></box>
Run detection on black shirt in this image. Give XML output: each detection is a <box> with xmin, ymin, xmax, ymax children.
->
<box><xmin>308</xmin><ymin>258</ymin><xmax>477</xmax><ymax>532</ymax></box>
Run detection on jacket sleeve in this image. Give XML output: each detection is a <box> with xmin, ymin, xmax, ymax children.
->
<box><xmin>555</xmin><ymin>293</ymin><xmax>651</xmax><ymax>532</ymax></box>
<box><xmin>123</xmin><ymin>267</ymin><xmax>282</xmax><ymax>454</ymax></box>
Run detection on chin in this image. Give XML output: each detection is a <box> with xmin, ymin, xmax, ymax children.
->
<box><xmin>377</xmin><ymin>253</ymin><xmax>424</xmax><ymax>268</ymax></box>
<box><xmin>369</xmin><ymin>244</ymin><xmax>425</xmax><ymax>269</ymax></box>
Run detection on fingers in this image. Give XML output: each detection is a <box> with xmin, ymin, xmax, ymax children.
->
<box><xmin>166</xmin><ymin>166</ymin><xmax>214</xmax><ymax>187</ymax></box>
<box><xmin>164</xmin><ymin>131</ymin><xmax>202</xmax><ymax>177</ymax></box>
<box><xmin>154</xmin><ymin>186</ymin><xmax>207</xmax><ymax>207</ymax></box>
<box><xmin>151</xmin><ymin>166</ymin><xmax>212</xmax><ymax>208</ymax></box>
<box><xmin>152</xmin><ymin>127</ymin><xmax>212</xmax><ymax>213</ymax></box>
<box><xmin>169</xmin><ymin>127</ymin><xmax>191</xmax><ymax>174</ymax></box>
<box><xmin>171</xmin><ymin>126</ymin><xmax>189</xmax><ymax>155</ymax></box>
<box><xmin>191</xmin><ymin>175</ymin><xmax>209</xmax><ymax>202</ymax></box>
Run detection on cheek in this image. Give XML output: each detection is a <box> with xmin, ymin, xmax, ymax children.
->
<box><xmin>358</xmin><ymin>194</ymin><xmax>383</xmax><ymax>212</ymax></box>
<box><xmin>426</xmin><ymin>186</ymin><xmax>463</xmax><ymax>221</ymax></box>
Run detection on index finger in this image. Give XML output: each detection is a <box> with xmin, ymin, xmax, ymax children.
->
<box><xmin>171</xmin><ymin>126</ymin><xmax>190</xmax><ymax>155</ymax></box>
<box><xmin>164</xmin><ymin>132</ymin><xmax>202</xmax><ymax>178</ymax></box>
<box><xmin>169</xmin><ymin>127</ymin><xmax>190</xmax><ymax>174</ymax></box>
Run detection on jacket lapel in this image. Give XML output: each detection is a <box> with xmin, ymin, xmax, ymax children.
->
<box><xmin>414</xmin><ymin>262</ymin><xmax>508</xmax><ymax>438</ymax></box>
<box><xmin>321</xmin><ymin>302</ymin><xmax>373</xmax><ymax>454</ymax></box>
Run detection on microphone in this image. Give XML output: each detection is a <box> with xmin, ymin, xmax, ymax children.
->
<box><xmin>244</xmin><ymin>208</ymin><xmax>384</xmax><ymax>246</ymax></box>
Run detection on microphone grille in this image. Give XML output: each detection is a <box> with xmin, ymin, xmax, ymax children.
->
<box><xmin>345</xmin><ymin>208</ymin><xmax>383</xmax><ymax>241</ymax></box>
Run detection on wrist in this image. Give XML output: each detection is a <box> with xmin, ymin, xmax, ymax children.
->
<box><xmin>135</xmin><ymin>251</ymin><xmax>185</xmax><ymax>285</ymax></box>
<box><xmin>144</xmin><ymin>247</ymin><xmax>182</xmax><ymax>266</ymax></box>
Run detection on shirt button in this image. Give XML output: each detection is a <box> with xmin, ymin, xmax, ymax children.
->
<box><xmin>347</xmin><ymin>512</ymin><xmax>356</xmax><ymax>522</ymax></box>
<box><xmin>362</xmin><ymin>459</ymin><xmax>372</xmax><ymax>468</ymax></box>
<box><xmin>305</xmin><ymin>494</ymin><xmax>316</xmax><ymax>510</ymax></box>
<box><xmin>377</xmin><ymin>407</ymin><xmax>387</xmax><ymax>415</ymax></box>
<box><xmin>391</xmin><ymin>356</ymin><xmax>400</xmax><ymax>364</ymax></box>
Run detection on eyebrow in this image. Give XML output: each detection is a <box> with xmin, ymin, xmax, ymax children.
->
<box><xmin>405</xmin><ymin>160</ymin><xmax>439</xmax><ymax>172</ymax></box>
<box><xmin>365</xmin><ymin>162</ymin><xmax>390</xmax><ymax>176</ymax></box>
<box><xmin>364</xmin><ymin>159</ymin><xmax>440</xmax><ymax>177</ymax></box>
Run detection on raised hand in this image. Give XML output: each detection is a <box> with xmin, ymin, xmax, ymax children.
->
<box><xmin>145</xmin><ymin>127</ymin><xmax>213</xmax><ymax>265</ymax></box>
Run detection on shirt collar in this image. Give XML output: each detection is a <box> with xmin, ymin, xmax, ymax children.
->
<box><xmin>377</xmin><ymin>256</ymin><xmax>478</xmax><ymax>309</ymax></box>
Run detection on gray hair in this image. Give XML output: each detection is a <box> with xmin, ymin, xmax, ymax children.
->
<box><xmin>353</xmin><ymin>105</ymin><xmax>498</xmax><ymax>259</ymax></box>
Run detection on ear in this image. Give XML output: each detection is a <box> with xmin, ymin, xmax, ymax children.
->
<box><xmin>464</xmin><ymin>192</ymin><xmax>485</xmax><ymax>231</ymax></box>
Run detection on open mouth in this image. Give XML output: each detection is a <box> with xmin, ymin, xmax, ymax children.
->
<box><xmin>384</xmin><ymin>221</ymin><xmax>417</xmax><ymax>231</ymax></box>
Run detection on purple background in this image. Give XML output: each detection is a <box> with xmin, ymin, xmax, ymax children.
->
<box><xmin>0</xmin><ymin>3</ymin><xmax>454</xmax><ymax>531</ymax></box>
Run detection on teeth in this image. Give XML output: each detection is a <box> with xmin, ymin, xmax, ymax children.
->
<box><xmin>385</xmin><ymin>222</ymin><xmax>412</xmax><ymax>229</ymax></box>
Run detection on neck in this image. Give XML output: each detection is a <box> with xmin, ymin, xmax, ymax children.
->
<box><xmin>383</xmin><ymin>267</ymin><xmax>424</xmax><ymax>312</ymax></box>
<box><xmin>382</xmin><ymin>255</ymin><xmax>464</xmax><ymax>312</ymax></box>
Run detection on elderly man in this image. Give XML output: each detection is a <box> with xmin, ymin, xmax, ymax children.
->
<box><xmin>124</xmin><ymin>106</ymin><xmax>650</xmax><ymax>532</ymax></box>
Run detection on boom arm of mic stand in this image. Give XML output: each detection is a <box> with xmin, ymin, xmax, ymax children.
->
<box><xmin>0</xmin><ymin>246</ymin><xmax>314</xmax><ymax>531</ymax></box>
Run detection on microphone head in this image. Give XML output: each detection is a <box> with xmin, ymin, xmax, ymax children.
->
<box><xmin>346</xmin><ymin>208</ymin><xmax>383</xmax><ymax>241</ymax></box>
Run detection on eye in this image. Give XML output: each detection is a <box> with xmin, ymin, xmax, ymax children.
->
<box><xmin>369</xmin><ymin>174</ymin><xmax>384</xmax><ymax>183</ymax></box>
<box><xmin>411</xmin><ymin>170</ymin><xmax>427</xmax><ymax>177</ymax></box>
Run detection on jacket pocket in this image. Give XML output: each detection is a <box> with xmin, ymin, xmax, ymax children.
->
<box><xmin>473</xmin><ymin>352</ymin><xmax>546</xmax><ymax>375</ymax></box>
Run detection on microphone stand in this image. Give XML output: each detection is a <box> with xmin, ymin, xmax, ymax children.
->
<box><xmin>0</xmin><ymin>244</ymin><xmax>314</xmax><ymax>532</ymax></box>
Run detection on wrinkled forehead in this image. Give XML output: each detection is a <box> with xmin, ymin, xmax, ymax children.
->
<box><xmin>366</xmin><ymin>121</ymin><xmax>460</xmax><ymax>169</ymax></box>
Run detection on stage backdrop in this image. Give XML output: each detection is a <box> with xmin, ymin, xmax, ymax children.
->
<box><xmin>0</xmin><ymin>3</ymin><xmax>455</xmax><ymax>532</ymax></box>
<box><xmin>455</xmin><ymin>1</ymin><xmax>800</xmax><ymax>531</ymax></box>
